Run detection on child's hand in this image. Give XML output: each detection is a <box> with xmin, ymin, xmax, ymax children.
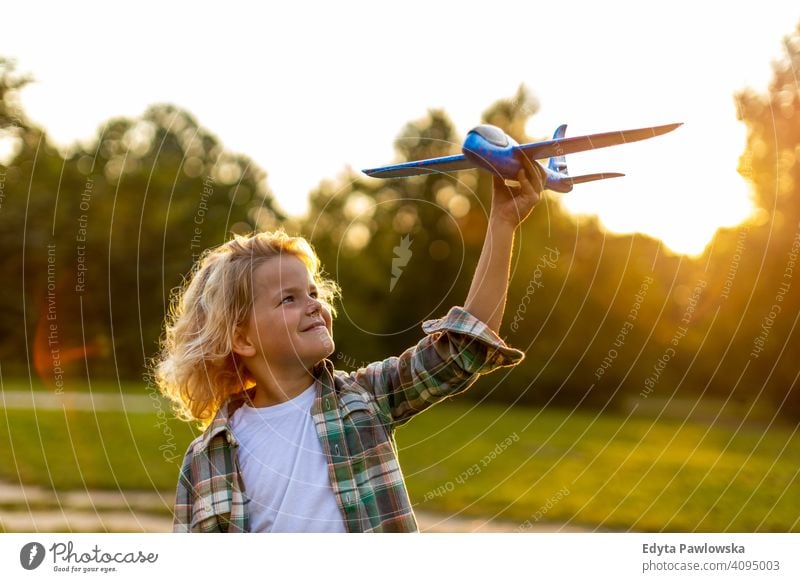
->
<box><xmin>489</xmin><ymin>153</ymin><xmax>546</xmax><ymax>228</ymax></box>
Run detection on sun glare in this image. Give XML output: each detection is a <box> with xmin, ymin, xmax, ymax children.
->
<box><xmin>550</xmin><ymin>101</ymin><xmax>756</xmax><ymax>257</ymax></box>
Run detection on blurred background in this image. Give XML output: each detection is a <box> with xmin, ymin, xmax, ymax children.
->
<box><xmin>0</xmin><ymin>1</ymin><xmax>798</xmax><ymax>532</ymax></box>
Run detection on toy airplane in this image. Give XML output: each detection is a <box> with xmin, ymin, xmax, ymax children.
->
<box><xmin>363</xmin><ymin>122</ymin><xmax>682</xmax><ymax>193</ymax></box>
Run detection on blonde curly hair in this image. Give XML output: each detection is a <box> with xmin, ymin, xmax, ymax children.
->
<box><xmin>153</xmin><ymin>229</ymin><xmax>339</xmax><ymax>427</ymax></box>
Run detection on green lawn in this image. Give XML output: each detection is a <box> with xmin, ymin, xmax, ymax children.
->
<box><xmin>0</xmin><ymin>406</ymin><xmax>197</xmax><ymax>492</ymax></box>
<box><xmin>1</xmin><ymin>393</ymin><xmax>798</xmax><ymax>532</ymax></box>
<box><xmin>395</xmin><ymin>400</ymin><xmax>800</xmax><ymax>532</ymax></box>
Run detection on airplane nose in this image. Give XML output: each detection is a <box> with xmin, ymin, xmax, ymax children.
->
<box><xmin>463</xmin><ymin>124</ymin><xmax>519</xmax><ymax>179</ymax></box>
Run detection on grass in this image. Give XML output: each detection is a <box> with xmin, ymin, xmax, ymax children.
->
<box><xmin>0</xmin><ymin>406</ymin><xmax>197</xmax><ymax>492</ymax></box>
<box><xmin>395</xmin><ymin>399</ymin><xmax>800</xmax><ymax>532</ymax></box>
<box><xmin>1</xmin><ymin>388</ymin><xmax>798</xmax><ymax>532</ymax></box>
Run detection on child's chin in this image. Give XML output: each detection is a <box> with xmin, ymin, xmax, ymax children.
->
<box><xmin>307</xmin><ymin>342</ymin><xmax>335</xmax><ymax>365</ymax></box>
<box><xmin>320</xmin><ymin>341</ymin><xmax>335</xmax><ymax>360</ymax></box>
<box><xmin>309</xmin><ymin>330</ymin><xmax>334</xmax><ymax>354</ymax></box>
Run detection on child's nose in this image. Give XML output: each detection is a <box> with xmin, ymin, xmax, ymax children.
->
<box><xmin>306</xmin><ymin>296</ymin><xmax>322</xmax><ymax>314</ymax></box>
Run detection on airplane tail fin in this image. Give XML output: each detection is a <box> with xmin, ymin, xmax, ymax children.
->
<box><xmin>547</xmin><ymin>124</ymin><xmax>569</xmax><ymax>174</ymax></box>
<box><xmin>547</xmin><ymin>125</ymin><xmax>624</xmax><ymax>187</ymax></box>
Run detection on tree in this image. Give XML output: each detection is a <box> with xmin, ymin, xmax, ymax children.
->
<box><xmin>700</xmin><ymin>22</ymin><xmax>800</xmax><ymax>421</ymax></box>
<box><xmin>0</xmin><ymin>58</ymin><xmax>284</xmax><ymax>383</ymax></box>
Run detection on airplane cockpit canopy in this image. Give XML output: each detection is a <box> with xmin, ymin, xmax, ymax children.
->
<box><xmin>470</xmin><ymin>125</ymin><xmax>509</xmax><ymax>148</ymax></box>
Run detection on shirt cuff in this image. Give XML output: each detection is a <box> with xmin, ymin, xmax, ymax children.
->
<box><xmin>421</xmin><ymin>306</ymin><xmax>525</xmax><ymax>373</ymax></box>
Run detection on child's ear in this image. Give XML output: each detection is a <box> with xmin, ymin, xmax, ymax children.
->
<box><xmin>231</xmin><ymin>325</ymin><xmax>257</xmax><ymax>358</ymax></box>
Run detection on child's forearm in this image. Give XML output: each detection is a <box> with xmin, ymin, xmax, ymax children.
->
<box><xmin>464</xmin><ymin>216</ymin><xmax>516</xmax><ymax>334</ymax></box>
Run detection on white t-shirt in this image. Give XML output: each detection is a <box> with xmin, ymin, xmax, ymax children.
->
<box><xmin>229</xmin><ymin>382</ymin><xmax>347</xmax><ymax>532</ymax></box>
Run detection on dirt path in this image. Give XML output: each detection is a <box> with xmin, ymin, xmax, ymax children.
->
<box><xmin>1</xmin><ymin>390</ymin><xmax>157</xmax><ymax>412</ymax></box>
<box><xmin>0</xmin><ymin>480</ymin><xmax>588</xmax><ymax>533</ymax></box>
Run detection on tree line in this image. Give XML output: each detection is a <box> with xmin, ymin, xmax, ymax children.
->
<box><xmin>1</xmin><ymin>23</ymin><xmax>798</xmax><ymax>423</ymax></box>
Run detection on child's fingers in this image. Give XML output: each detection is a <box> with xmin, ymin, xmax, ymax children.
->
<box><xmin>518</xmin><ymin>152</ymin><xmax>536</xmax><ymax>174</ymax></box>
<box><xmin>516</xmin><ymin>152</ymin><xmax>545</xmax><ymax>191</ymax></box>
<box><xmin>516</xmin><ymin>169</ymin><xmax>542</xmax><ymax>205</ymax></box>
<box><xmin>493</xmin><ymin>174</ymin><xmax>510</xmax><ymax>191</ymax></box>
<box><xmin>517</xmin><ymin>169</ymin><xmax>535</xmax><ymax>193</ymax></box>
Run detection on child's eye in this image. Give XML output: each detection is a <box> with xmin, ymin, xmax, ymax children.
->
<box><xmin>281</xmin><ymin>295</ymin><xmax>294</xmax><ymax>304</ymax></box>
<box><xmin>310</xmin><ymin>290</ymin><xmax>318</xmax><ymax>298</ymax></box>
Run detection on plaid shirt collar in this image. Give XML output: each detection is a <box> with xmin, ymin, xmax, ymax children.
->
<box><xmin>197</xmin><ymin>360</ymin><xmax>336</xmax><ymax>452</ymax></box>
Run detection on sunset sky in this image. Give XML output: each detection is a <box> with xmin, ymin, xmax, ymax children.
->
<box><xmin>2</xmin><ymin>1</ymin><xmax>798</xmax><ymax>255</ymax></box>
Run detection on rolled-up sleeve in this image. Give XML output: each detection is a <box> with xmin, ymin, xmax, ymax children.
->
<box><xmin>350</xmin><ymin>306</ymin><xmax>525</xmax><ymax>430</ymax></box>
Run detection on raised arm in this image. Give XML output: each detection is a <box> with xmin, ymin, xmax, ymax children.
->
<box><xmin>348</xmin><ymin>157</ymin><xmax>544</xmax><ymax>430</ymax></box>
<box><xmin>464</xmin><ymin>156</ymin><xmax>545</xmax><ymax>333</ymax></box>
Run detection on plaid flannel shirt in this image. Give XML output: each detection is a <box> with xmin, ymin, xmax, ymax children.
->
<box><xmin>172</xmin><ymin>305</ymin><xmax>525</xmax><ymax>533</ymax></box>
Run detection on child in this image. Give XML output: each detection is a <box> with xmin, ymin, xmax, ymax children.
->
<box><xmin>155</xmin><ymin>161</ymin><xmax>545</xmax><ymax>532</ymax></box>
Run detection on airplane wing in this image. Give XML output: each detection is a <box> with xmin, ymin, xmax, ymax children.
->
<box><xmin>362</xmin><ymin>153</ymin><xmax>475</xmax><ymax>178</ymax></box>
<box><xmin>516</xmin><ymin>123</ymin><xmax>682</xmax><ymax>161</ymax></box>
<box><xmin>568</xmin><ymin>172</ymin><xmax>625</xmax><ymax>185</ymax></box>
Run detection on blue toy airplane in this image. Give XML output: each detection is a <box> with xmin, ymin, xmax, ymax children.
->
<box><xmin>363</xmin><ymin>122</ymin><xmax>681</xmax><ymax>192</ymax></box>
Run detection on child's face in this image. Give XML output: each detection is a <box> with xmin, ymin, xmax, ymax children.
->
<box><xmin>239</xmin><ymin>254</ymin><xmax>334</xmax><ymax>372</ymax></box>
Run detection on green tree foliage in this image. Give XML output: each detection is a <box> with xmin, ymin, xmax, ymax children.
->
<box><xmin>0</xmin><ymin>58</ymin><xmax>282</xmax><ymax>382</ymax></box>
<box><xmin>0</xmin><ymin>58</ymin><xmax>69</xmax><ymax>376</ymax></box>
<box><xmin>695</xmin><ymin>23</ymin><xmax>800</xmax><ymax>421</ymax></box>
